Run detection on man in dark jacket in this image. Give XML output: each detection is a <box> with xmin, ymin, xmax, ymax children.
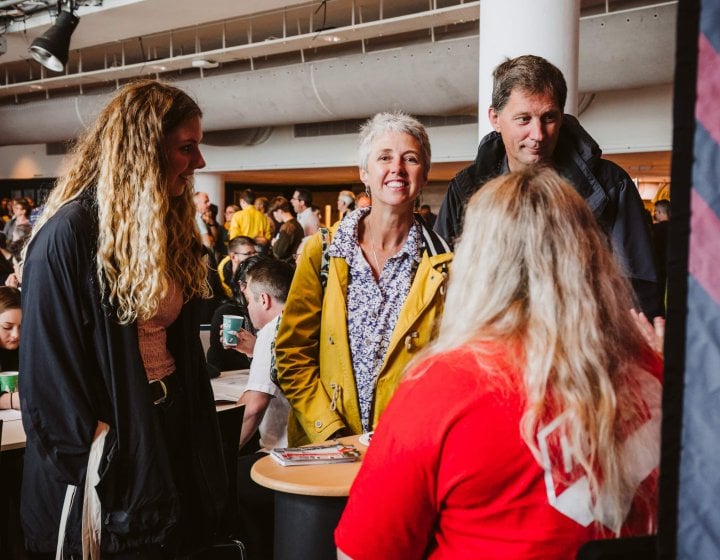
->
<box><xmin>435</xmin><ymin>55</ymin><xmax>659</xmax><ymax>318</ymax></box>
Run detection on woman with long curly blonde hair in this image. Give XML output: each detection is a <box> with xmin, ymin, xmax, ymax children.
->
<box><xmin>20</xmin><ymin>80</ymin><xmax>227</xmax><ymax>558</ymax></box>
<box><xmin>337</xmin><ymin>168</ymin><xmax>662</xmax><ymax>560</ymax></box>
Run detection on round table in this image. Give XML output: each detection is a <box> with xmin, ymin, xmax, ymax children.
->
<box><xmin>251</xmin><ymin>435</ymin><xmax>367</xmax><ymax>560</ymax></box>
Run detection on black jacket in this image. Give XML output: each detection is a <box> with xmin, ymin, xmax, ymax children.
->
<box><xmin>435</xmin><ymin>114</ymin><xmax>660</xmax><ymax>317</ymax></box>
<box><xmin>19</xmin><ymin>196</ymin><xmax>228</xmax><ymax>554</ymax></box>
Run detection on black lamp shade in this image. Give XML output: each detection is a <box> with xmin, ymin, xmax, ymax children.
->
<box><xmin>29</xmin><ymin>11</ymin><xmax>79</xmax><ymax>72</ymax></box>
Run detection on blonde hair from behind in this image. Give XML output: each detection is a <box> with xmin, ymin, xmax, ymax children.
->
<box><xmin>32</xmin><ymin>80</ymin><xmax>210</xmax><ymax>323</ymax></box>
<box><xmin>422</xmin><ymin>167</ymin><xmax>653</xmax><ymax>534</ymax></box>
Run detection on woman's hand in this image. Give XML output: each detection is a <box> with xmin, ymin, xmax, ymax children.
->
<box><xmin>5</xmin><ymin>273</ymin><xmax>19</xmax><ymax>288</ymax></box>
<box><xmin>0</xmin><ymin>390</ymin><xmax>20</xmax><ymax>410</ymax></box>
<box><xmin>630</xmin><ymin>309</ymin><xmax>665</xmax><ymax>356</ymax></box>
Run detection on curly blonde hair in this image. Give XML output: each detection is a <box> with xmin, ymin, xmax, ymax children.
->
<box><xmin>32</xmin><ymin>80</ymin><xmax>210</xmax><ymax>323</ymax></box>
<box><xmin>418</xmin><ymin>168</ymin><xmax>657</xmax><ymax>534</ymax></box>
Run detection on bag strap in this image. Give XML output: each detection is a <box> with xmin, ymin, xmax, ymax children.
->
<box><xmin>56</xmin><ymin>421</ymin><xmax>109</xmax><ymax>560</ymax></box>
<box><xmin>318</xmin><ymin>226</ymin><xmax>331</xmax><ymax>291</ymax></box>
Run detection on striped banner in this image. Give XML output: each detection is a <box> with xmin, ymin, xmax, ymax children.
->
<box><xmin>676</xmin><ymin>0</ymin><xmax>720</xmax><ymax>558</ymax></box>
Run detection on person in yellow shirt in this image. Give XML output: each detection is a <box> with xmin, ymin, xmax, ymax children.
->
<box><xmin>229</xmin><ymin>189</ymin><xmax>272</xmax><ymax>243</ymax></box>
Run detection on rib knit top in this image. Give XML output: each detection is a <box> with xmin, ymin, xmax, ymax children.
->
<box><xmin>137</xmin><ymin>281</ymin><xmax>183</xmax><ymax>381</ymax></box>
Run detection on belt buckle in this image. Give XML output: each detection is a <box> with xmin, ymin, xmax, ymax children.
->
<box><xmin>149</xmin><ymin>378</ymin><xmax>168</xmax><ymax>405</ymax></box>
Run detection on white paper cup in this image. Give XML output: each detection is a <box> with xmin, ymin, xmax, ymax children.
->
<box><xmin>0</xmin><ymin>371</ymin><xmax>18</xmax><ymax>392</ymax></box>
<box><xmin>222</xmin><ymin>315</ymin><xmax>244</xmax><ymax>347</ymax></box>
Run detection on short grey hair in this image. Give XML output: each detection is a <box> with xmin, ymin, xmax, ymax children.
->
<box><xmin>357</xmin><ymin>112</ymin><xmax>431</xmax><ymax>177</ymax></box>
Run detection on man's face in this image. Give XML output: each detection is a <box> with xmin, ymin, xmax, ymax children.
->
<box><xmin>194</xmin><ymin>193</ymin><xmax>210</xmax><ymax>213</ymax></box>
<box><xmin>653</xmin><ymin>207</ymin><xmax>668</xmax><ymax>223</ymax></box>
<box><xmin>230</xmin><ymin>244</ymin><xmax>257</xmax><ymax>269</ymax></box>
<box><xmin>489</xmin><ymin>89</ymin><xmax>562</xmax><ymax>171</ymax></box>
<box><xmin>290</xmin><ymin>191</ymin><xmax>304</xmax><ymax>213</ymax></box>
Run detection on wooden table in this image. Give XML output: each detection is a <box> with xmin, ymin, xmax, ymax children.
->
<box><xmin>251</xmin><ymin>435</ymin><xmax>367</xmax><ymax>560</ymax></box>
<box><xmin>0</xmin><ymin>411</ymin><xmax>25</xmax><ymax>452</ymax></box>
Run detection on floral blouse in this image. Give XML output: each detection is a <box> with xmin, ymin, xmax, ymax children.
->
<box><xmin>328</xmin><ymin>208</ymin><xmax>421</xmax><ymax>431</ymax></box>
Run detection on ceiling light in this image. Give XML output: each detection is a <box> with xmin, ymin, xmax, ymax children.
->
<box><xmin>29</xmin><ymin>9</ymin><xmax>80</xmax><ymax>72</ymax></box>
<box><xmin>315</xmin><ymin>26</ymin><xmax>342</xmax><ymax>43</ymax></box>
<box><xmin>191</xmin><ymin>59</ymin><xmax>219</xmax><ymax>69</ymax></box>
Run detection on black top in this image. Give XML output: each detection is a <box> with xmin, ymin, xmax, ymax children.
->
<box><xmin>436</xmin><ymin>114</ymin><xmax>660</xmax><ymax>318</ymax></box>
<box><xmin>20</xmin><ymin>196</ymin><xmax>227</xmax><ymax>554</ymax></box>
<box><xmin>207</xmin><ymin>301</ymin><xmax>252</xmax><ymax>378</ymax></box>
<box><xmin>0</xmin><ymin>347</ymin><xmax>18</xmax><ymax>371</ymax></box>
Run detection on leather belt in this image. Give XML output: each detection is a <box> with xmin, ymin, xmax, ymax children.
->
<box><xmin>149</xmin><ymin>372</ymin><xmax>180</xmax><ymax>405</ymax></box>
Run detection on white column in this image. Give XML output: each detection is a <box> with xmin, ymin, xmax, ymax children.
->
<box><xmin>193</xmin><ymin>172</ymin><xmax>225</xmax><ymax>211</ymax></box>
<box><xmin>478</xmin><ymin>0</ymin><xmax>580</xmax><ymax>139</ymax></box>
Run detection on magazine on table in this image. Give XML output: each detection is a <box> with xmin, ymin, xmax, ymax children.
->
<box><xmin>270</xmin><ymin>442</ymin><xmax>362</xmax><ymax>467</ymax></box>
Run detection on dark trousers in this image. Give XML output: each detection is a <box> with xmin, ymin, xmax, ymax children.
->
<box><xmin>236</xmin><ymin>452</ymin><xmax>274</xmax><ymax>560</ymax></box>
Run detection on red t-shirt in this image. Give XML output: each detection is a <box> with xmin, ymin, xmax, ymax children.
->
<box><xmin>335</xmin><ymin>345</ymin><xmax>662</xmax><ymax>560</ymax></box>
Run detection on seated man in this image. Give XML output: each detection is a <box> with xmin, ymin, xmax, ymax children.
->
<box><xmin>227</xmin><ymin>257</ymin><xmax>295</xmax><ymax>560</ymax></box>
<box><xmin>231</xmin><ymin>258</ymin><xmax>294</xmax><ymax>450</ymax></box>
<box><xmin>217</xmin><ymin>236</ymin><xmax>257</xmax><ymax>298</ymax></box>
<box><xmin>206</xmin><ymin>253</ymin><xmax>261</xmax><ymax>378</ymax></box>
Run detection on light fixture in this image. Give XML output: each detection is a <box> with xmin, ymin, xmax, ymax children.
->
<box><xmin>29</xmin><ymin>4</ymin><xmax>80</xmax><ymax>73</ymax></box>
<box><xmin>191</xmin><ymin>59</ymin><xmax>219</xmax><ymax>69</ymax></box>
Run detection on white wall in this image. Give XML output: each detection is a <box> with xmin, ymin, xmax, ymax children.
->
<box><xmin>580</xmin><ymin>84</ymin><xmax>674</xmax><ymax>153</ymax></box>
<box><xmin>0</xmin><ymin>145</ymin><xmax>66</xmax><ymax>180</ymax></box>
<box><xmin>0</xmin><ymin>84</ymin><xmax>673</xmax><ymax>180</ymax></box>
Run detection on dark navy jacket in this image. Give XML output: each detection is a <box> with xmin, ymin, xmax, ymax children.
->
<box><xmin>435</xmin><ymin>114</ymin><xmax>660</xmax><ymax>317</ymax></box>
<box><xmin>19</xmin><ymin>196</ymin><xmax>227</xmax><ymax>554</ymax></box>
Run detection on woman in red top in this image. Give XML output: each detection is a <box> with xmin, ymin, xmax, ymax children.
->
<box><xmin>336</xmin><ymin>168</ymin><xmax>662</xmax><ymax>560</ymax></box>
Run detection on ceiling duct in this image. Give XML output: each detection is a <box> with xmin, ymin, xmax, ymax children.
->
<box><xmin>0</xmin><ymin>37</ymin><xmax>478</xmax><ymax>146</ymax></box>
<box><xmin>201</xmin><ymin>127</ymin><xmax>273</xmax><ymax>146</ymax></box>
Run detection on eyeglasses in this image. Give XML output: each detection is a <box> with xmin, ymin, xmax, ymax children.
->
<box><xmin>232</xmin><ymin>251</ymin><xmax>257</xmax><ymax>257</ymax></box>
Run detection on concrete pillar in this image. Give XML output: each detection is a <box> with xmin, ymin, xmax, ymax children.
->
<box><xmin>193</xmin><ymin>172</ymin><xmax>224</xmax><ymax>211</ymax></box>
<box><xmin>478</xmin><ymin>0</ymin><xmax>580</xmax><ymax>139</ymax></box>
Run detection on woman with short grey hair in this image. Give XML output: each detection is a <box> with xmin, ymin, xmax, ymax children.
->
<box><xmin>275</xmin><ymin>111</ymin><xmax>452</xmax><ymax>445</ymax></box>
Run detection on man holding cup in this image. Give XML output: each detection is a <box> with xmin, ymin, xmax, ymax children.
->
<box><xmin>225</xmin><ymin>257</ymin><xmax>295</xmax><ymax>559</ymax></box>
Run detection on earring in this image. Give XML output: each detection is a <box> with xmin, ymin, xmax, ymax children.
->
<box><xmin>364</xmin><ymin>184</ymin><xmax>371</xmax><ymax>197</ymax></box>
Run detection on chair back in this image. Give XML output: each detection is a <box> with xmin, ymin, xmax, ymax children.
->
<box><xmin>576</xmin><ymin>536</ymin><xmax>656</xmax><ymax>559</ymax></box>
<box><xmin>216</xmin><ymin>405</ymin><xmax>245</xmax><ymax>534</ymax></box>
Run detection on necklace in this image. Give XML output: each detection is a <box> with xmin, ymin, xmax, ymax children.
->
<box><xmin>367</xmin><ymin>219</ymin><xmax>383</xmax><ymax>276</ymax></box>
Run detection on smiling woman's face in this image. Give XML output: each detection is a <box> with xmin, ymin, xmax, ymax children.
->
<box><xmin>359</xmin><ymin>131</ymin><xmax>426</xmax><ymax>211</ymax></box>
<box><xmin>162</xmin><ymin>116</ymin><xmax>206</xmax><ymax>197</ymax></box>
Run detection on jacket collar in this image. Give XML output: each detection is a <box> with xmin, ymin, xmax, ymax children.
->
<box><xmin>470</xmin><ymin>114</ymin><xmax>609</xmax><ymax>218</ymax></box>
<box><xmin>328</xmin><ymin>208</ymin><xmax>452</xmax><ymax>260</ymax></box>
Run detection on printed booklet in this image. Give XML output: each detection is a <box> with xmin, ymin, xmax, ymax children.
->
<box><xmin>270</xmin><ymin>443</ymin><xmax>362</xmax><ymax>467</ymax></box>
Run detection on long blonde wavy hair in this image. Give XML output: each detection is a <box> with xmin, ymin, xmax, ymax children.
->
<box><xmin>418</xmin><ymin>168</ymin><xmax>655</xmax><ymax>534</ymax></box>
<box><xmin>32</xmin><ymin>80</ymin><xmax>210</xmax><ymax>323</ymax></box>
